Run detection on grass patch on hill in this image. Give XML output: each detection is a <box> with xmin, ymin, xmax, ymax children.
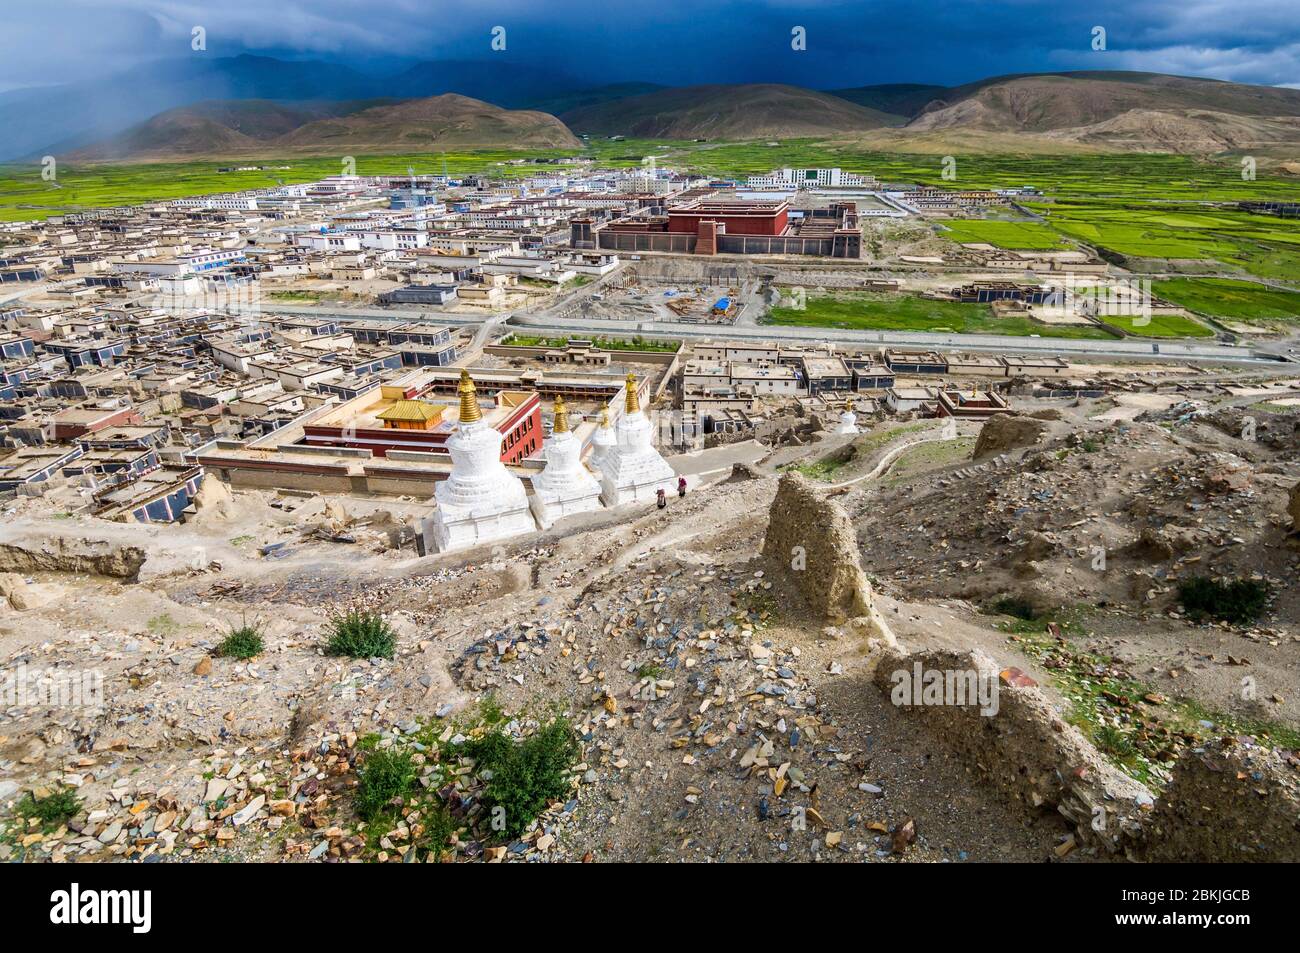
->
<box><xmin>459</xmin><ymin>715</ymin><xmax>582</xmax><ymax>839</ymax></box>
<box><xmin>16</xmin><ymin>787</ymin><xmax>82</xmax><ymax>830</ymax></box>
<box><xmin>344</xmin><ymin>699</ymin><xmax>582</xmax><ymax>860</ymax></box>
<box><xmin>998</xmin><ymin>610</ymin><xmax>1300</xmax><ymax>787</ymax></box>
<box><xmin>766</xmin><ymin>290</ymin><xmax>1112</xmax><ymax>339</ymax></box>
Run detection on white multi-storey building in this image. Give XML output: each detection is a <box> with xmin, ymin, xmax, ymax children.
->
<box><xmin>745</xmin><ymin>167</ymin><xmax>874</xmax><ymax>189</ymax></box>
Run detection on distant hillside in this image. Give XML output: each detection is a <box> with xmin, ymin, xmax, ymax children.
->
<box><xmin>561</xmin><ymin>84</ymin><xmax>894</xmax><ymax>138</ymax></box>
<box><xmin>2</xmin><ymin>54</ymin><xmax>384</xmax><ymax>160</ymax></box>
<box><xmin>384</xmin><ymin>60</ymin><xmax>588</xmax><ymax>109</ymax></box>
<box><xmin>904</xmin><ymin>72</ymin><xmax>1300</xmax><ymax>152</ymax></box>
<box><xmin>277</xmin><ymin>94</ymin><xmax>582</xmax><ymax>152</ymax></box>
<box><xmin>72</xmin><ymin>95</ymin><xmax>581</xmax><ymax>162</ymax></box>
<box><xmin>829</xmin><ymin>83</ymin><xmax>946</xmax><ymax>120</ymax></box>
<box><xmin>524</xmin><ymin>83</ymin><xmax>667</xmax><ymax>118</ymax></box>
<box><xmin>69</xmin><ymin>100</ymin><xmax>398</xmax><ymax>161</ymax></box>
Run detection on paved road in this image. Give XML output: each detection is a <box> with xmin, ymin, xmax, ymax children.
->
<box><xmin>509</xmin><ymin>311</ymin><xmax>1292</xmax><ymax>366</ymax></box>
<box><xmin>230</xmin><ymin>297</ymin><xmax>1296</xmax><ymax>368</ymax></box>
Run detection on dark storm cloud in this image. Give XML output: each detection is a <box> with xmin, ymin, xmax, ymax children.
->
<box><xmin>1</xmin><ymin>0</ymin><xmax>1297</xmax><ymax>91</ymax></box>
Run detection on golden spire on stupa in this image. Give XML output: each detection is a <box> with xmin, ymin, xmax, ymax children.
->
<box><xmin>552</xmin><ymin>395</ymin><xmax>569</xmax><ymax>434</ymax></box>
<box><xmin>457</xmin><ymin>369</ymin><xmax>481</xmax><ymax>424</ymax></box>
<box><xmin>624</xmin><ymin>372</ymin><xmax>640</xmax><ymax>414</ymax></box>
<box><xmin>845</xmin><ymin>396</ymin><xmax>854</xmax><ymax>412</ymax></box>
<box><xmin>599</xmin><ymin>407</ymin><xmax>610</xmax><ymax>428</ymax></box>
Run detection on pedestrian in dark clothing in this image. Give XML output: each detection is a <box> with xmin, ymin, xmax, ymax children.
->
<box><xmin>656</xmin><ymin>488</ymin><xmax>667</xmax><ymax>510</ymax></box>
<box><xmin>677</xmin><ymin>476</ymin><xmax>687</xmax><ymax>498</ymax></box>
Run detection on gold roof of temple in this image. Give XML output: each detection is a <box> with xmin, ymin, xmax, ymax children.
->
<box><xmin>625</xmin><ymin>372</ymin><xmax>640</xmax><ymax>414</ymax></box>
<box><xmin>457</xmin><ymin>369</ymin><xmax>481</xmax><ymax>424</ymax></box>
<box><xmin>376</xmin><ymin>399</ymin><xmax>442</xmax><ymax>423</ymax></box>
<box><xmin>552</xmin><ymin>395</ymin><xmax>569</xmax><ymax>434</ymax></box>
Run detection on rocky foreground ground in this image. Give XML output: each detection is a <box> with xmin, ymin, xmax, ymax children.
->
<box><xmin>1</xmin><ymin>391</ymin><xmax>1298</xmax><ymax>863</ymax></box>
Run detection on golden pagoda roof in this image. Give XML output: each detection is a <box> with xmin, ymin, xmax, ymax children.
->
<box><xmin>457</xmin><ymin>369</ymin><xmax>481</xmax><ymax>424</ymax></box>
<box><xmin>376</xmin><ymin>399</ymin><xmax>443</xmax><ymax>423</ymax></box>
<box><xmin>624</xmin><ymin>372</ymin><xmax>640</xmax><ymax>414</ymax></box>
<box><xmin>552</xmin><ymin>395</ymin><xmax>569</xmax><ymax>434</ymax></box>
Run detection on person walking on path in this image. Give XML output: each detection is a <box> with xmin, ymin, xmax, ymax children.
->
<box><xmin>677</xmin><ymin>476</ymin><xmax>687</xmax><ymax>499</ymax></box>
<box><xmin>656</xmin><ymin>488</ymin><xmax>667</xmax><ymax>510</ymax></box>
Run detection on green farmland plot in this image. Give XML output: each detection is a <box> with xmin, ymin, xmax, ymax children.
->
<box><xmin>1098</xmin><ymin>312</ymin><xmax>1215</xmax><ymax>338</ymax></box>
<box><xmin>766</xmin><ymin>290</ymin><xmax>1113</xmax><ymax>339</ymax></box>
<box><xmin>0</xmin><ymin>150</ymin><xmax>587</xmax><ymax>222</ymax></box>
<box><xmin>1152</xmin><ymin>278</ymin><xmax>1300</xmax><ymax>324</ymax></box>
<box><xmin>937</xmin><ymin>219</ymin><xmax>1070</xmax><ymax>250</ymax></box>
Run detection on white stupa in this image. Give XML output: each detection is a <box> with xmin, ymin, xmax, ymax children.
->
<box><xmin>427</xmin><ymin>370</ymin><xmax>537</xmax><ymax>552</ymax></box>
<box><xmin>834</xmin><ymin>396</ymin><xmax>860</xmax><ymax>435</ymax></box>
<box><xmin>600</xmin><ymin>372</ymin><xmax>677</xmax><ymax>506</ymax></box>
<box><xmin>589</xmin><ymin>406</ymin><xmax>616</xmax><ymax>477</ymax></box>
<box><xmin>529</xmin><ymin>396</ymin><xmax>604</xmax><ymax>529</ymax></box>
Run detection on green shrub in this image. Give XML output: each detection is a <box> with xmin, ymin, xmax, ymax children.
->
<box><xmin>354</xmin><ymin>749</ymin><xmax>418</xmax><ymax>820</ymax></box>
<box><xmin>465</xmin><ymin>716</ymin><xmax>580</xmax><ymax>839</ymax></box>
<box><xmin>1178</xmin><ymin>577</ymin><xmax>1270</xmax><ymax>625</ymax></box>
<box><xmin>422</xmin><ymin>803</ymin><xmax>457</xmax><ymax>859</ymax></box>
<box><xmin>216</xmin><ymin>617</ymin><xmax>265</xmax><ymax>659</ymax></box>
<box><xmin>325</xmin><ymin>610</ymin><xmax>396</xmax><ymax>659</ymax></box>
<box><xmin>1092</xmin><ymin>724</ymin><xmax>1137</xmax><ymax>759</ymax></box>
<box><xmin>17</xmin><ymin>787</ymin><xmax>82</xmax><ymax>830</ymax></box>
<box><xmin>990</xmin><ymin>596</ymin><xmax>1039</xmax><ymax>621</ymax></box>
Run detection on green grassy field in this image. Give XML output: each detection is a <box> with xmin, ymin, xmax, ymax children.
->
<box><xmin>937</xmin><ymin>219</ymin><xmax>1070</xmax><ymax>250</ymax></box>
<box><xmin>1151</xmin><ymin>278</ymin><xmax>1300</xmax><ymax>323</ymax></box>
<box><xmin>1098</xmin><ymin>312</ymin><xmax>1215</xmax><ymax>338</ymax></box>
<box><xmin>0</xmin><ymin>150</ymin><xmax>581</xmax><ymax>222</ymax></box>
<box><xmin>766</xmin><ymin>291</ymin><xmax>1113</xmax><ymax>338</ymax></box>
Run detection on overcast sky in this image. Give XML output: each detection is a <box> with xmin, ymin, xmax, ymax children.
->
<box><xmin>2</xmin><ymin>0</ymin><xmax>1298</xmax><ymax>92</ymax></box>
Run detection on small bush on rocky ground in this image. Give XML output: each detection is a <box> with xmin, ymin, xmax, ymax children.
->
<box><xmin>464</xmin><ymin>716</ymin><xmax>580</xmax><ymax>839</ymax></box>
<box><xmin>216</xmin><ymin>617</ymin><xmax>265</xmax><ymax>659</ymax></box>
<box><xmin>422</xmin><ymin>803</ymin><xmax>457</xmax><ymax>859</ymax></box>
<box><xmin>325</xmin><ymin>610</ymin><xmax>396</xmax><ymax>659</ymax></box>
<box><xmin>354</xmin><ymin>749</ymin><xmax>419</xmax><ymax>820</ymax></box>
<box><xmin>1178</xmin><ymin>576</ymin><xmax>1270</xmax><ymax>624</ymax></box>
<box><xmin>989</xmin><ymin>596</ymin><xmax>1040</xmax><ymax>621</ymax></box>
<box><xmin>17</xmin><ymin>787</ymin><xmax>81</xmax><ymax>830</ymax></box>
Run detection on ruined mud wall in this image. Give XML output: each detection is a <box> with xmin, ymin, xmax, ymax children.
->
<box><xmin>870</xmin><ymin>646</ymin><xmax>1149</xmax><ymax>854</ymax></box>
<box><xmin>871</xmin><ymin>646</ymin><xmax>1300</xmax><ymax>860</ymax></box>
<box><xmin>761</xmin><ymin>472</ymin><xmax>893</xmax><ymax>643</ymax></box>
<box><xmin>1140</xmin><ymin>742</ymin><xmax>1300</xmax><ymax>862</ymax></box>
<box><xmin>0</xmin><ymin>537</ymin><xmax>146</xmax><ymax>580</ymax></box>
